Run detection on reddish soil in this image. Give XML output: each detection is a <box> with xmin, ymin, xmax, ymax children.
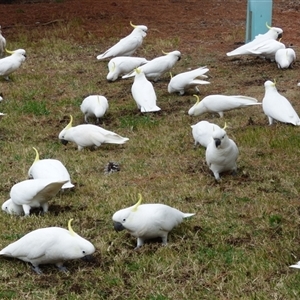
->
<box><xmin>1</xmin><ymin>0</ymin><xmax>299</xmax><ymax>55</ymax></box>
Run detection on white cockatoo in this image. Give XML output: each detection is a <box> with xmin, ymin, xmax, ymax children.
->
<box><xmin>0</xmin><ymin>26</ymin><xmax>6</xmax><ymax>58</ymax></box>
<box><xmin>168</xmin><ymin>66</ymin><xmax>210</xmax><ymax>95</ymax></box>
<box><xmin>122</xmin><ymin>50</ymin><xmax>181</xmax><ymax>82</ymax></box>
<box><xmin>191</xmin><ymin>121</ymin><xmax>221</xmax><ymax>148</ymax></box>
<box><xmin>227</xmin><ymin>23</ymin><xmax>283</xmax><ymax>57</ymax></box>
<box><xmin>0</xmin><ymin>48</ymin><xmax>26</xmax><ymax>80</ymax></box>
<box><xmin>205</xmin><ymin>124</ymin><xmax>239</xmax><ymax>181</ymax></box>
<box><xmin>0</xmin><ymin>219</ymin><xmax>95</xmax><ymax>274</ymax></box>
<box><xmin>58</xmin><ymin>115</ymin><xmax>129</xmax><ymax>150</ymax></box>
<box><xmin>290</xmin><ymin>261</ymin><xmax>300</xmax><ymax>269</ymax></box>
<box><xmin>80</xmin><ymin>95</ymin><xmax>109</xmax><ymax>123</ymax></box>
<box><xmin>112</xmin><ymin>194</ymin><xmax>195</xmax><ymax>249</ymax></box>
<box><xmin>28</xmin><ymin>147</ymin><xmax>74</xmax><ymax>190</ymax></box>
<box><xmin>107</xmin><ymin>56</ymin><xmax>148</xmax><ymax>81</ymax></box>
<box><xmin>188</xmin><ymin>94</ymin><xmax>261</xmax><ymax>118</ymax></box>
<box><xmin>96</xmin><ymin>22</ymin><xmax>147</xmax><ymax>60</ymax></box>
<box><xmin>262</xmin><ymin>80</ymin><xmax>300</xmax><ymax>125</ymax></box>
<box><xmin>131</xmin><ymin>68</ymin><xmax>161</xmax><ymax>112</ymax></box>
<box><xmin>275</xmin><ymin>48</ymin><xmax>296</xmax><ymax>69</ymax></box>
<box><xmin>2</xmin><ymin>179</ymin><xmax>68</xmax><ymax>216</ymax></box>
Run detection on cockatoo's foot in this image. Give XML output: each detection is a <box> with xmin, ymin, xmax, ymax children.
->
<box><xmin>32</xmin><ymin>265</ymin><xmax>43</xmax><ymax>274</ymax></box>
<box><xmin>57</xmin><ymin>265</ymin><xmax>69</xmax><ymax>273</ymax></box>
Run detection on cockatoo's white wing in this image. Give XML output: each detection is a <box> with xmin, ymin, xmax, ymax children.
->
<box><xmin>191</xmin><ymin>121</ymin><xmax>221</xmax><ymax>148</ymax></box>
<box><xmin>96</xmin><ymin>25</ymin><xmax>147</xmax><ymax>60</ymax></box>
<box><xmin>131</xmin><ymin>71</ymin><xmax>161</xmax><ymax>112</ymax></box>
<box><xmin>246</xmin><ymin>39</ymin><xmax>285</xmax><ymax>59</ymax></box>
<box><xmin>275</xmin><ymin>48</ymin><xmax>296</xmax><ymax>69</ymax></box>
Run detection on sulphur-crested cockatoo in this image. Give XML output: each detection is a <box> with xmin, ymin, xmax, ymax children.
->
<box><xmin>113</xmin><ymin>194</ymin><xmax>195</xmax><ymax>249</ymax></box>
<box><xmin>0</xmin><ymin>26</ymin><xmax>6</xmax><ymax>58</ymax></box>
<box><xmin>275</xmin><ymin>48</ymin><xmax>296</xmax><ymax>69</ymax></box>
<box><xmin>107</xmin><ymin>56</ymin><xmax>148</xmax><ymax>81</ymax></box>
<box><xmin>227</xmin><ymin>23</ymin><xmax>283</xmax><ymax>57</ymax></box>
<box><xmin>168</xmin><ymin>66</ymin><xmax>210</xmax><ymax>95</ymax></box>
<box><xmin>0</xmin><ymin>219</ymin><xmax>95</xmax><ymax>274</ymax></box>
<box><xmin>191</xmin><ymin>121</ymin><xmax>221</xmax><ymax>148</ymax></box>
<box><xmin>96</xmin><ymin>22</ymin><xmax>147</xmax><ymax>60</ymax></box>
<box><xmin>2</xmin><ymin>179</ymin><xmax>68</xmax><ymax>216</ymax></box>
<box><xmin>122</xmin><ymin>50</ymin><xmax>181</xmax><ymax>82</ymax></box>
<box><xmin>0</xmin><ymin>49</ymin><xmax>26</xmax><ymax>80</ymax></box>
<box><xmin>262</xmin><ymin>80</ymin><xmax>300</xmax><ymax>125</ymax></box>
<box><xmin>28</xmin><ymin>147</ymin><xmax>74</xmax><ymax>190</ymax></box>
<box><xmin>58</xmin><ymin>115</ymin><xmax>129</xmax><ymax>150</ymax></box>
<box><xmin>205</xmin><ymin>124</ymin><xmax>239</xmax><ymax>181</ymax></box>
<box><xmin>188</xmin><ymin>94</ymin><xmax>261</xmax><ymax>118</ymax></box>
<box><xmin>131</xmin><ymin>68</ymin><xmax>161</xmax><ymax>112</ymax></box>
<box><xmin>80</xmin><ymin>95</ymin><xmax>109</xmax><ymax>123</ymax></box>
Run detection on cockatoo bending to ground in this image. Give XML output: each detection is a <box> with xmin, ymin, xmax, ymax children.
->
<box><xmin>58</xmin><ymin>115</ymin><xmax>129</xmax><ymax>150</ymax></box>
<box><xmin>0</xmin><ymin>49</ymin><xmax>26</xmax><ymax>80</ymax></box>
<box><xmin>0</xmin><ymin>219</ymin><xmax>95</xmax><ymax>274</ymax></box>
<box><xmin>275</xmin><ymin>48</ymin><xmax>296</xmax><ymax>69</ymax></box>
<box><xmin>107</xmin><ymin>56</ymin><xmax>148</xmax><ymax>81</ymax></box>
<box><xmin>80</xmin><ymin>95</ymin><xmax>109</xmax><ymax>123</ymax></box>
<box><xmin>96</xmin><ymin>22</ymin><xmax>147</xmax><ymax>60</ymax></box>
<box><xmin>112</xmin><ymin>194</ymin><xmax>195</xmax><ymax>249</ymax></box>
<box><xmin>205</xmin><ymin>124</ymin><xmax>239</xmax><ymax>181</ymax></box>
<box><xmin>168</xmin><ymin>66</ymin><xmax>210</xmax><ymax>95</ymax></box>
<box><xmin>2</xmin><ymin>179</ymin><xmax>68</xmax><ymax>216</ymax></box>
<box><xmin>226</xmin><ymin>23</ymin><xmax>283</xmax><ymax>57</ymax></box>
<box><xmin>122</xmin><ymin>50</ymin><xmax>181</xmax><ymax>82</ymax></box>
<box><xmin>188</xmin><ymin>94</ymin><xmax>261</xmax><ymax>118</ymax></box>
<box><xmin>28</xmin><ymin>147</ymin><xmax>74</xmax><ymax>190</ymax></box>
<box><xmin>191</xmin><ymin>121</ymin><xmax>221</xmax><ymax>148</ymax></box>
<box><xmin>0</xmin><ymin>26</ymin><xmax>6</xmax><ymax>58</ymax></box>
<box><xmin>131</xmin><ymin>68</ymin><xmax>161</xmax><ymax>112</ymax></box>
<box><xmin>262</xmin><ymin>80</ymin><xmax>300</xmax><ymax>125</ymax></box>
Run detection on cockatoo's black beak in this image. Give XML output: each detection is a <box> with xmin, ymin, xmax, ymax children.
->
<box><xmin>113</xmin><ymin>221</ymin><xmax>125</xmax><ymax>232</ymax></box>
<box><xmin>60</xmin><ymin>139</ymin><xmax>68</xmax><ymax>145</ymax></box>
<box><xmin>214</xmin><ymin>138</ymin><xmax>221</xmax><ymax>147</ymax></box>
<box><xmin>278</xmin><ymin>33</ymin><xmax>283</xmax><ymax>39</ymax></box>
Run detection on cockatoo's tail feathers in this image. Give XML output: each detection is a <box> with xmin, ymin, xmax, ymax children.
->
<box><xmin>32</xmin><ymin>147</ymin><xmax>40</xmax><ymax>163</ymax></box>
<box><xmin>132</xmin><ymin>194</ymin><xmax>143</xmax><ymax>211</ymax></box>
<box><xmin>68</xmin><ymin>219</ymin><xmax>76</xmax><ymax>236</ymax></box>
<box><xmin>183</xmin><ymin>213</ymin><xmax>196</xmax><ymax>218</ymax></box>
<box><xmin>141</xmin><ymin>105</ymin><xmax>161</xmax><ymax>113</ymax></box>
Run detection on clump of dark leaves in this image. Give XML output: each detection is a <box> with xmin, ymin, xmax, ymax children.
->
<box><xmin>104</xmin><ymin>161</ymin><xmax>120</xmax><ymax>175</ymax></box>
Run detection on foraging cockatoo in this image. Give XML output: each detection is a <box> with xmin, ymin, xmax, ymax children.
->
<box><xmin>58</xmin><ymin>115</ymin><xmax>129</xmax><ymax>150</ymax></box>
<box><xmin>0</xmin><ymin>49</ymin><xmax>26</xmax><ymax>80</ymax></box>
<box><xmin>205</xmin><ymin>124</ymin><xmax>239</xmax><ymax>181</ymax></box>
<box><xmin>188</xmin><ymin>94</ymin><xmax>261</xmax><ymax>118</ymax></box>
<box><xmin>262</xmin><ymin>80</ymin><xmax>300</xmax><ymax>125</ymax></box>
<box><xmin>112</xmin><ymin>194</ymin><xmax>195</xmax><ymax>249</ymax></box>
<box><xmin>96</xmin><ymin>22</ymin><xmax>147</xmax><ymax>60</ymax></box>
<box><xmin>168</xmin><ymin>66</ymin><xmax>210</xmax><ymax>95</ymax></box>
<box><xmin>0</xmin><ymin>219</ymin><xmax>95</xmax><ymax>274</ymax></box>
<box><xmin>191</xmin><ymin>121</ymin><xmax>221</xmax><ymax>148</ymax></box>
<box><xmin>80</xmin><ymin>95</ymin><xmax>109</xmax><ymax>123</ymax></box>
<box><xmin>131</xmin><ymin>68</ymin><xmax>161</xmax><ymax>112</ymax></box>
<box><xmin>2</xmin><ymin>179</ymin><xmax>68</xmax><ymax>216</ymax></box>
<box><xmin>275</xmin><ymin>48</ymin><xmax>296</xmax><ymax>69</ymax></box>
<box><xmin>0</xmin><ymin>26</ymin><xmax>6</xmax><ymax>58</ymax></box>
<box><xmin>122</xmin><ymin>50</ymin><xmax>181</xmax><ymax>82</ymax></box>
<box><xmin>107</xmin><ymin>56</ymin><xmax>148</xmax><ymax>81</ymax></box>
<box><xmin>28</xmin><ymin>147</ymin><xmax>74</xmax><ymax>190</ymax></box>
<box><xmin>227</xmin><ymin>23</ymin><xmax>283</xmax><ymax>57</ymax></box>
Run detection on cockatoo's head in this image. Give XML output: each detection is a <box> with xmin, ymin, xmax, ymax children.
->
<box><xmin>212</xmin><ymin>124</ymin><xmax>228</xmax><ymax>148</ymax></box>
<box><xmin>112</xmin><ymin>194</ymin><xmax>143</xmax><ymax>231</ymax></box>
<box><xmin>188</xmin><ymin>94</ymin><xmax>205</xmax><ymax>116</ymax></box>
<box><xmin>58</xmin><ymin>115</ymin><xmax>73</xmax><ymax>145</ymax></box>
<box><xmin>264</xmin><ymin>80</ymin><xmax>276</xmax><ymax>91</ymax></box>
<box><xmin>2</xmin><ymin>199</ymin><xmax>23</xmax><ymax>215</ymax></box>
<box><xmin>130</xmin><ymin>21</ymin><xmax>147</xmax><ymax>37</ymax></box>
<box><xmin>266</xmin><ymin>23</ymin><xmax>283</xmax><ymax>40</ymax></box>
<box><xmin>6</xmin><ymin>48</ymin><xmax>26</xmax><ymax>58</ymax></box>
<box><xmin>162</xmin><ymin>50</ymin><xmax>181</xmax><ymax>61</ymax></box>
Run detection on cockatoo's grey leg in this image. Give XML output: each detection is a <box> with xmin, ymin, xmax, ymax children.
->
<box><xmin>195</xmin><ymin>86</ymin><xmax>200</xmax><ymax>94</ymax></box>
<box><xmin>218</xmin><ymin>112</ymin><xmax>224</xmax><ymax>118</ymax></box>
<box><xmin>78</xmin><ymin>145</ymin><xmax>84</xmax><ymax>151</ymax></box>
<box><xmin>268</xmin><ymin>116</ymin><xmax>274</xmax><ymax>125</ymax></box>
<box><xmin>41</xmin><ymin>202</ymin><xmax>49</xmax><ymax>214</ymax></box>
<box><xmin>22</xmin><ymin>204</ymin><xmax>31</xmax><ymax>216</ymax></box>
<box><xmin>56</xmin><ymin>263</ymin><xmax>68</xmax><ymax>273</ymax></box>
<box><xmin>84</xmin><ymin>115</ymin><xmax>89</xmax><ymax>123</ymax></box>
<box><xmin>32</xmin><ymin>264</ymin><xmax>43</xmax><ymax>274</ymax></box>
<box><xmin>134</xmin><ymin>238</ymin><xmax>144</xmax><ymax>250</ymax></box>
<box><xmin>161</xmin><ymin>234</ymin><xmax>168</xmax><ymax>245</ymax></box>
<box><xmin>213</xmin><ymin>172</ymin><xmax>221</xmax><ymax>182</ymax></box>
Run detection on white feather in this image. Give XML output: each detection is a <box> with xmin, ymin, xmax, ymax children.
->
<box><xmin>191</xmin><ymin>121</ymin><xmax>221</xmax><ymax>148</ymax></box>
<box><xmin>205</xmin><ymin>127</ymin><xmax>239</xmax><ymax>181</ymax></box>
<box><xmin>0</xmin><ymin>221</ymin><xmax>95</xmax><ymax>274</ymax></box>
<box><xmin>2</xmin><ymin>179</ymin><xmax>68</xmax><ymax>216</ymax></box>
<box><xmin>290</xmin><ymin>261</ymin><xmax>300</xmax><ymax>269</ymax></box>
<box><xmin>131</xmin><ymin>69</ymin><xmax>161</xmax><ymax>112</ymax></box>
<box><xmin>275</xmin><ymin>48</ymin><xmax>296</xmax><ymax>69</ymax></box>
<box><xmin>262</xmin><ymin>80</ymin><xmax>300</xmax><ymax>125</ymax></box>
<box><xmin>80</xmin><ymin>95</ymin><xmax>109</xmax><ymax>123</ymax></box>
<box><xmin>122</xmin><ymin>50</ymin><xmax>181</xmax><ymax>81</ymax></box>
<box><xmin>107</xmin><ymin>56</ymin><xmax>148</xmax><ymax>81</ymax></box>
<box><xmin>0</xmin><ymin>26</ymin><xmax>6</xmax><ymax>58</ymax></box>
<box><xmin>168</xmin><ymin>66</ymin><xmax>210</xmax><ymax>95</ymax></box>
<box><xmin>0</xmin><ymin>49</ymin><xmax>26</xmax><ymax>80</ymax></box>
<box><xmin>96</xmin><ymin>24</ymin><xmax>147</xmax><ymax>60</ymax></box>
<box><xmin>188</xmin><ymin>95</ymin><xmax>261</xmax><ymax>118</ymax></box>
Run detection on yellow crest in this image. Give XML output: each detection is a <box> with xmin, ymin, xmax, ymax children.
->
<box><xmin>132</xmin><ymin>193</ymin><xmax>143</xmax><ymax>212</ymax></box>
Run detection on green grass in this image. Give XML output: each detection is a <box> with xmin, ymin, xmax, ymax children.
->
<box><xmin>0</xmin><ymin>12</ymin><xmax>300</xmax><ymax>300</ymax></box>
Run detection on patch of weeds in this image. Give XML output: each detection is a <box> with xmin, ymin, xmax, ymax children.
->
<box><xmin>19</xmin><ymin>100</ymin><xmax>49</xmax><ymax>116</ymax></box>
<box><xmin>119</xmin><ymin>115</ymin><xmax>159</xmax><ymax>130</ymax></box>
<box><xmin>269</xmin><ymin>214</ymin><xmax>282</xmax><ymax>227</ymax></box>
<box><xmin>0</xmin><ymin>290</ymin><xmax>17</xmax><ymax>299</ymax></box>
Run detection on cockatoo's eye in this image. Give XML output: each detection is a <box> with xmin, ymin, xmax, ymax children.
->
<box><xmin>122</xmin><ymin>218</ymin><xmax>126</xmax><ymax>222</ymax></box>
<box><xmin>82</xmin><ymin>250</ymin><xmax>86</xmax><ymax>254</ymax></box>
